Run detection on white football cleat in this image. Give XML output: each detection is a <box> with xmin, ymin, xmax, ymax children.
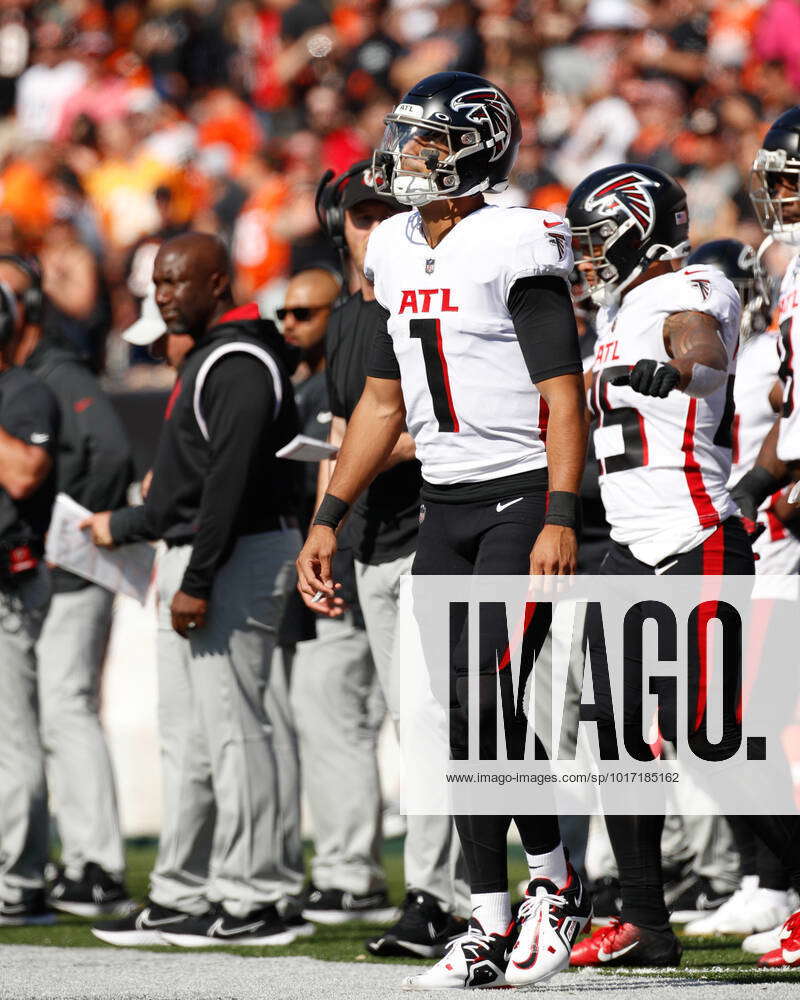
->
<box><xmin>683</xmin><ymin>876</ymin><xmax>758</xmax><ymax>935</ymax></box>
<box><xmin>401</xmin><ymin>918</ymin><xmax>514</xmax><ymax>990</ymax></box>
<box><xmin>742</xmin><ymin>923</ymin><xmax>784</xmax><ymax>955</ymax></box>
<box><xmin>506</xmin><ymin>866</ymin><xmax>592</xmax><ymax>986</ymax></box>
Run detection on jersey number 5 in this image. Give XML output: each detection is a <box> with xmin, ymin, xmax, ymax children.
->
<box><xmin>410</xmin><ymin>319</ymin><xmax>460</xmax><ymax>433</ymax></box>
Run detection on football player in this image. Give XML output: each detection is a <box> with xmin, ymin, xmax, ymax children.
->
<box><xmin>567</xmin><ymin>162</ymin><xmax>800</xmax><ymax>970</ymax></box>
<box><xmin>723</xmin><ymin>106</ymin><xmax>800</xmax><ymax>969</ymax></box>
<box><xmin>297</xmin><ymin>71</ymin><xmax>592</xmax><ymax>989</ymax></box>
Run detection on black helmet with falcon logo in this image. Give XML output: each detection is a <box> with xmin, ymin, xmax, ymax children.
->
<box><xmin>566</xmin><ymin>163</ymin><xmax>690</xmax><ymax>306</ymax></box>
<box><xmin>370</xmin><ymin>71</ymin><xmax>521</xmax><ymax>207</ymax></box>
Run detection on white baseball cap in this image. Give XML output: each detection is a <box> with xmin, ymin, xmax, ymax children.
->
<box><xmin>122</xmin><ymin>285</ymin><xmax>167</xmax><ymax>346</ymax></box>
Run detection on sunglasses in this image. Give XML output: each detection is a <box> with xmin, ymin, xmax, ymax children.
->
<box><xmin>276</xmin><ymin>305</ymin><xmax>330</xmax><ymax>322</ymax></box>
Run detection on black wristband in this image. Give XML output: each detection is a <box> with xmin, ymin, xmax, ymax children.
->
<box><xmin>544</xmin><ymin>491</ymin><xmax>579</xmax><ymax>528</ymax></box>
<box><xmin>313</xmin><ymin>492</ymin><xmax>350</xmax><ymax>530</ymax></box>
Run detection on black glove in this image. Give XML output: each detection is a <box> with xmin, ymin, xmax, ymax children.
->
<box><xmin>612</xmin><ymin>359</ymin><xmax>681</xmax><ymax>397</ymax></box>
<box><xmin>730</xmin><ymin>466</ymin><xmax>781</xmax><ymax>523</ymax></box>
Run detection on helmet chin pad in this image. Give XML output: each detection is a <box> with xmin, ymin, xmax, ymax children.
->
<box><xmin>391</xmin><ymin>172</ymin><xmax>444</xmax><ymax>206</ymax></box>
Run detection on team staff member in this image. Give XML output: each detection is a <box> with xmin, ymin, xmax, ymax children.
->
<box><xmin>0</xmin><ymin>281</ymin><xmax>60</xmax><ymax>925</ymax></box>
<box><xmin>1</xmin><ymin>255</ymin><xmax>135</xmax><ymax>918</ymax></box>
<box><xmin>83</xmin><ymin>233</ymin><xmax>306</xmax><ymax>948</ymax></box>
<box><xmin>317</xmin><ymin>163</ymin><xmax>468</xmax><ymax>954</ymax></box>
<box><xmin>298</xmin><ymin>74</ymin><xmax>591</xmax><ymax>990</ymax></box>
<box><xmin>280</xmin><ymin>267</ymin><xmax>395</xmax><ymax>924</ymax></box>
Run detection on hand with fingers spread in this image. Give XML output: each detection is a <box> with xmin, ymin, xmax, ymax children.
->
<box><xmin>296</xmin><ymin>524</ymin><xmax>340</xmax><ymax>608</ymax></box>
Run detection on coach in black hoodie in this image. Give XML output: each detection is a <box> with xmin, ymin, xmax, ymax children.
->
<box><xmin>83</xmin><ymin>233</ymin><xmax>306</xmax><ymax>948</ymax></box>
<box><xmin>1</xmin><ymin>253</ymin><xmax>134</xmax><ymax>919</ymax></box>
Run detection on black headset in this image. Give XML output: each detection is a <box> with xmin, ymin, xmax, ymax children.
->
<box><xmin>0</xmin><ymin>281</ymin><xmax>18</xmax><ymax>348</ymax></box>
<box><xmin>314</xmin><ymin>160</ymin><xmax>374</xmax><ymax>252</ymax></box>
<box><xmin>0</xmin><ymin>254</ymin><xmax>43</xmax><ymax>326</ymax></box>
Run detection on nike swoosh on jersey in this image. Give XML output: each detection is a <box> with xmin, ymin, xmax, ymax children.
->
<box><xmin>496</xmin><ymin>497</ymin><xmax>524</xmax><ymax>512</ymax></box>
<box><xmin>30</xmin><ymin>432</ymin><xmax>50</xmax><ymax>444</ymax></box>
<box><xmin>543</xmin><ymin>219</ymin><xmax>563</xmax><ymax>228</ymax></box>
<box><xmin>317</xmin><ymin>411</ymin><xmax>333</xmax><ymax>423</ymax></box>
<box><xmin>597</xmin><ymin>940</ymin><xmax>639</xmax><ymax>962</ymax></box>
<box><xmin>654</xmin><ymin>559</ymin><xmax>678</xmax><ymax>575</ymax></box>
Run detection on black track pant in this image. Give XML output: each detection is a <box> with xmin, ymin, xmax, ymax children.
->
<box><xmin>587</xmin><ymin>517</ymin><xmax>800</xmax><ymax>928</ymax></box>
<box><xmin>412</xmin><ymin>490</ymin><xmax>561</xmax><ymax>893</ymax></box>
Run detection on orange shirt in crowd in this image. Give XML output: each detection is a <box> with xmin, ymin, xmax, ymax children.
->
<box><xmin>232</xmin><ymin>175</ymin><xmax>292</xmax><ymax>297</ymax></box>
<box><xmin>86</xmin><ymin>154</ymin><xmax>184</xmax><ymax>248</ymax></box>
<box><xmin>0</xmin><ymin>160</ymin><xmax>55</xmax><ymax>237</ymax></box>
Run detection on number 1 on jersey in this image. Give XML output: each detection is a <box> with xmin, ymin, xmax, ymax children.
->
<box><xmin>410</xmin><ymin>318</ymin><xmax>460</xmax><ymax>433</ymax></box>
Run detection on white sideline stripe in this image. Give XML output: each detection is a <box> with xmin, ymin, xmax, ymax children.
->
<box><xmin>193</xmin><ymin>343</ymin><xmax>282</xmax><ymax>441</ymax></box>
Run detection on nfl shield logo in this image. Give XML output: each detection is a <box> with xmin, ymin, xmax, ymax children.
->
<box><xmin>425</xmin><ymin>258</ymin><xmax>435</xmax><ymax>274</ymax></box>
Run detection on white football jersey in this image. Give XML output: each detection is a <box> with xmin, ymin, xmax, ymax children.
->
<box><xmin>728</xmin><ymin>330</ymin><xmax>800</xmax><ymax>574</ymax></box>
<box><xmin>775</xmin><ymin>250</ymin><xmax>800</xmax><ymax>462</ymax></box>
<box><xmin>589</xmin><ymin>265</ymin><xmax>741</xmax><ymax>565</ymax></box>
<box><xmin>364</xmin><ymin>204</ymin><xmax>574</xmax><ymax>485</ymax></box>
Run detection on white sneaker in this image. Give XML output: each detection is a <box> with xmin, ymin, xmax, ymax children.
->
<box><xmin>683</xmin><ymin>876</ymin><xmax>758</xmax><ymax>935</ymax></box>
<box><xmin>717</xmin><ymin>888</ymin><xmax>792</xmax><ymax>935</ymax></box>
<box><xmin>401</xmin><ymin>919</ymin><xmax>513</xmax><ymax>990</ymax></box>
<box><xmin>742</xmin><ymin>923</ymin><xmax>785</xmax><ymax>955</ymax></box>
<box><xmin>506</xmin><ymin>867</ymin><xmax>592</xmax><ymax>987</ymax></box>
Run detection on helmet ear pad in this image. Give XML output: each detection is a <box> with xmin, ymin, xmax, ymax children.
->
<box><xmin>314</xmin><ymin>161</ymin><xmax>375</xmax><ymax>252</ymax></box>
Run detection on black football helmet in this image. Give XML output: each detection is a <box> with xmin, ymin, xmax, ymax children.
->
<box><xmin>750</xmin><ymin>106</ymin><xmax>800</xmax><ymax>243</ymax></box>
<box><xmin>686</xmin><ymin>238</ymin><xmax>771</xmax><ymax>338</ymax></box>
<box><xmin>370</xmin><ymin>72</ymin><xmax>521</xmax><ymax>207</ymax></box>
<box><xmin>566</xmin><ymin>163</ymin><xmax>690</xmax><ymax>306</ymax></box>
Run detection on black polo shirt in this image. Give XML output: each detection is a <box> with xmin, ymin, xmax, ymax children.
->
<box><xmin>0</xmin><ymin>366</ymin><xmax>60</xmax><ymax>548</ymax></box>
<box><xmin>325</xmin><ymin>292</ymin><xmax>420</xmax><ymax>565</ymax></box>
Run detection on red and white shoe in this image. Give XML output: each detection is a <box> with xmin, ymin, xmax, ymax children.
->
<box><xmin>506</xmin><ymin>865</ymin><xmax>591</xmax><ymax>986</ymax></box>
<box><xmin>758</xmin><ymin>909</ymin><xmax>800</xmax><ymax>968</ymax></box>
<box><xmin>401</xmin><ymin>918</ymin><xmax>514</xmax><ymax>990</ymax></box>
<box><xmin>569</xmin><ymin>918</ymin><xmax>682</xmax><ymax>967</ymax></box>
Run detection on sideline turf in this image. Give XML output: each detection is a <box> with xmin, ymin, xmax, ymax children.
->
<box><xmin>0</xmin><ymin>839</ymin><xmax>794</xmax><ymax>981</ymax></box>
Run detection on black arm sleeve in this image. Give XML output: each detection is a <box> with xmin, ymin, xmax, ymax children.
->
<box><xmin>366</xmin><ymin>308</ymin><xmax>401</xmax><ymax>380</ymax></box>
<box><xmin>109</xmin><ymin>503</ymin><xmax>154</xmax><ymax>544</ymax></box>
<box><xmin>179</xmin><ymin>354</ymin><xmax>274</xmax><ymax>600</ymax></box>
<box><xmin>507</xmin><ymin>275</ymin><xmax>583</xmax><ymax>383</ymax></box>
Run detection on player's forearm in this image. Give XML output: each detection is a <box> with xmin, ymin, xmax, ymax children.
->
<box><xmin>664</xmin><ymin>311</ymin><xmax>728</xmax><ymax>395</ymax></box>
<box><xmin>542</xmin><ymin>390</ymin><xmax>590</xmax><ymax>494</ymax></box>
<box><xmin>314</xmin><ymin>416</ymin><xmax>346</xmax><ymax>513</ymax></box>
<box><xmin>325</xmin><ymin>395</ymin><xmax>404</xmax><ymax>505</ymax></box>
<box><xmin>382</xmin><ymin>431</ymin><xmax>416</xmax><ymax>471</ymax></box>
<box><xmin>753</xmin><ymin>418</ymin><xmax>789</xmax><ymax>483</ymax></box>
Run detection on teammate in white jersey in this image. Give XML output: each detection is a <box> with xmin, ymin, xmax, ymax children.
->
<box><xmin>565</xmin><ymin>163</ymin><xmax>755</xmax><ymax>969</ymax></box>
<box><xmin>722</xmin><ymin>107</ymin><xmax>800</xmax><ymax>971</ymax></box>
<box><xmin>296</xmin><ymin>71</ymin><xmax>591</xmax><ymax>989</ymax></box>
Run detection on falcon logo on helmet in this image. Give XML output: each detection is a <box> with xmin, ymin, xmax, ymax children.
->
<box><xmin>584</xmin><ymin>172</ymin><xmax>658</xmax><ymax>238</ymax></box>
<box><xmin>450</xmin><ymin>89</ymin><xmax>514</xmax><ymax>162</ymax></box>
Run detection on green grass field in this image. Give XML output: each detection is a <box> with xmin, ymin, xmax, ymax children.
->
<box><xmin>0</xmin><ymin>839</ymin><xmax>796</xmax><ymax>983</ymax></box>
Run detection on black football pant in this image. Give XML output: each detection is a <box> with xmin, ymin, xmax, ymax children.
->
<box><xmin>587</xmin><ymin>517</ymin><xmax>800</xmax><ymax>929</ymax></box>
<box><xmin>412</xmin><ymin>491</ymin><xmax>561</xmax><ymax>893</ymax></box>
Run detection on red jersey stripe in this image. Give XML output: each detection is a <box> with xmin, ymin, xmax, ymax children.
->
<box><xmin>682</xmin><ymin>398</ymin><xmax>719</xmax><ymax>528</ymax></box>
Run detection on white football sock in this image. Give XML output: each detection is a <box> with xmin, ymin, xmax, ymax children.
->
<box><xmin>525</xmin><ymin>843</ymin><xmax>568</xmax><ymax>888</ymax></box>
<box><xmin>471</xmin><ymin>891</ymin><xmax>512</xmax><ymax>935</ymax></box>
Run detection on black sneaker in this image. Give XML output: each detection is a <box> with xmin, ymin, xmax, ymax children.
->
<box><xmin>160</xmin><ymin>903</ymin><xmax>297</xmax><ymax>947</ymax></box>
<box><xmin>92</xmin><ymin>900</ymin><xmax>187</xmax><ymax>946</ymax></box>
<box><xmin>0</xmin><ymin>888</ymin><xmax>56</xmax><ymax>927</ymax></box>
<box><xmin>49</xmin><ymin>862</ymin><xmax>134</xmax><ymax>918</ymax></box>
<box><xmin>669</xmin><ymin>875</ymin><xmax>733</xmax><ymax>923</ymax></box>
<box><xmin>590</xmin><ymin>875</ymin><xmax>622</xmax><ymax>926</ymax></box>
<box><xmin>366</xmin><ymin>889</ymin><xmax>467</xmax><ymax>957</ymax></box>
<box><xmin>301</xmin><ymin>885</ymin><xmax>396</xmax><ymax>925</ymax></box>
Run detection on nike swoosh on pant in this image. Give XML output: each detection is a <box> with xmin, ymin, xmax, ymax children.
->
<box><xmin>496</xmin><ymin>497</ymin><xmax>524</xmax><ymax>512</ymax></box>
<box><xmin>654</xmin><ymin>559</ymin><xmax>678</xmax><ymax>575</ymax></box>
<box><xmin>597</xmin><ymin>940</ymin><xmax>639</xmax><ymax>962</ymax></box>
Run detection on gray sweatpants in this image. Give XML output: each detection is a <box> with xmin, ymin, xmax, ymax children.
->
<box><xmin>291</xmin><ymin>614</ymin><xmax>386</xmax><ymax>894</ymax></box>
<box><xmin>37</xmin><ymin>584</ymin><xmax>124</xmax><ymax>881</ymax></box>
<box><xmin>355</xmin><ymin>553</ymin><xmax>468</xmax><ymax>915</ymax></box>
<box><xmin>148</xmin><ymin>530</ymin><xmax>302</xmax><ymax>918</ymax></box>
<box><xmin>0</xmin><ymin>566</ymin><xmax>51</xmax><ymax>900</ymax></box>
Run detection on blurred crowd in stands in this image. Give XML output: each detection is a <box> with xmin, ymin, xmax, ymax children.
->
<box><xmin>0</xmin><ymin>0</ymin><xmax>797</xmax><ymax>382</ymax></box>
